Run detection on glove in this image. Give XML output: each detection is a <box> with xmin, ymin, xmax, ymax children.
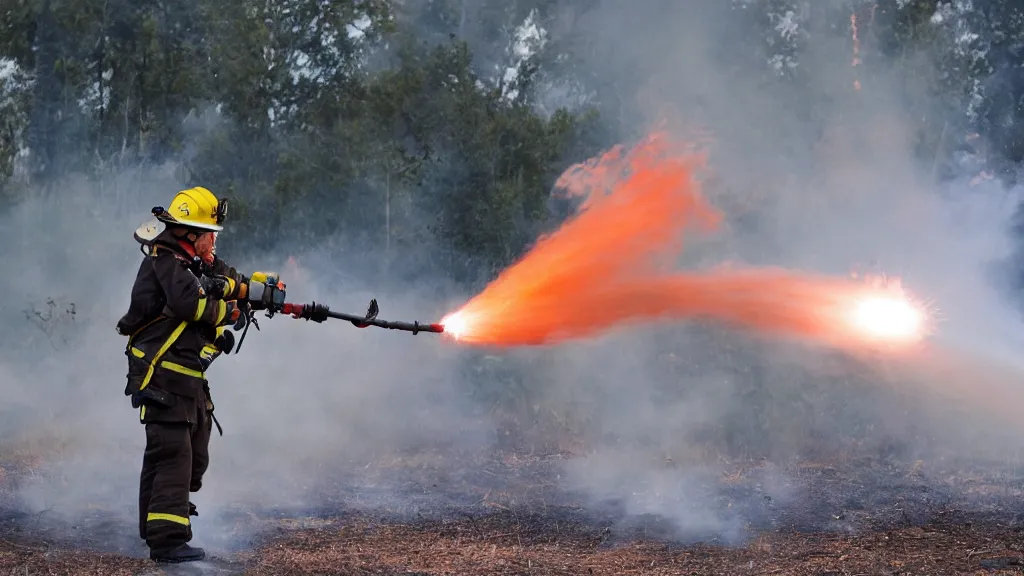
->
<box><xmin>246</xmin><ymin>271</ymin><xmax>286</xmax><ymax>312</ymax></box>
<box><xmin>199</xmin><ymin>343</ymin><xmax>220</xmax><ymax>370</ymax></box>
<box><xmin>220</xmin><ymin>301</ymin><xmax>242</xmax><ymax>326</ymax></box>
<box><xmin>215</xmin><ymin>328</ymin><xmax>235</xmax><ymax>354</ymax></box>
<box><xmin>199</xmin><ymin>328</ymin><xmax>235</xmax><ymax>370</ymax></box>
<box><xmin>200</xmin><ymin>275</ymin><xmax>231</xmax><ymax>300</ymax></box>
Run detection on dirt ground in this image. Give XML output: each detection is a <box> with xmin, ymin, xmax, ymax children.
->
<box><xmin>3</xmin><ymin>509</ymin><xmax>1024</xmax><ymax>575</ymax></box>
<box><xmin>243</xmin><ymin>510</ymin><xmax>1024</xmax><ymax>576</ymax></box>
<box><xmin>4</xmin><ymin>451</ymin><xmax>1024</xmax><ymax>576</ymax></box>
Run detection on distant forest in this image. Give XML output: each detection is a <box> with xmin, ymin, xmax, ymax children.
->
<box><xmin>1</xmin><ymin>0</ymin><xmax>1021</xmax><ymax>284</ymax></box>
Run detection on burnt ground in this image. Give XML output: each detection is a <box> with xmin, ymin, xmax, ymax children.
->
<box><xmin>3</xmin><ymin>449</ymin><xmax>1024</xmax><ymax>575</ymax></box>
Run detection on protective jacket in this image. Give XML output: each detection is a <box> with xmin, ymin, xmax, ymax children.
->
<box><xmin>117</xmin><ymin>234</ymin><xmax>248</xmax><ymax>417</ymax></box>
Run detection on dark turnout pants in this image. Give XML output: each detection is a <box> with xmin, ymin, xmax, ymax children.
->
<box><xmin>137</xmin><ymin>377</ymin><xmax>213</xmax><ymax>551</ymax></box>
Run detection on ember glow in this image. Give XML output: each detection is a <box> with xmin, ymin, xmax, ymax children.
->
<box><xmin>439</xmin><ymin>131</ymin><xmax>933</xmax><ymax>351</ymax></box>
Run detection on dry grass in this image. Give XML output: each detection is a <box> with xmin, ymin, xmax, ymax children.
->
<box><xmin>4</xmin><ymin>430</ymin><xmax>1024</xmax><ymax>575</ymax></box>
<box><xmin>222</xmin><ymin>516</ymin><xmax>1024</xmax><ymax>575</ymax></box>
<box><xmin>5</xmin><ymin>514</ymin><xmax>1023</xmax><ymax>575</ymax></box>
<box><xmin>0</xmin><ymin>539</ymin><xmax>149</xmax><ymax>576</ymax></box>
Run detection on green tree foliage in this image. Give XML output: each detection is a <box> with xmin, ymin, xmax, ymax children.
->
<box><xmin>0</xmin><ymin>0</ymin><xmax>606</xmax><ymax>278</ymax></box>
<box><xmin>2</xmin><ymin>0</ymin><xmax>1023</xmax><ymax>274</ymax></box>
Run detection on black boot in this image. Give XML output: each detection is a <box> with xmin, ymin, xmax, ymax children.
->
<box><xmin>150</xmin><ymin>543</ymin><xmax>206</xmax><ymax>563</ymax></box>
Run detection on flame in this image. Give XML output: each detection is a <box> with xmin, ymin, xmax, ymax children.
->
<box><xmin>850</xmin><ymin>295</ymin><xmax>923</xmax><ymax>342</ymax></box>
<box><xmin>440</xmin><ymin>131</ymin><xmax>933</xmax><ymax>352</ymax></box>
<box><xmin>440</xmin><ymin>311</ymin><xmax>470</xmax><ymax>341</ymax></box>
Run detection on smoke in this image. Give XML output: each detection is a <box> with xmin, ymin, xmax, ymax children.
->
<box><xmin>3</xmin><ymin>0</ymin><xmax>1024</xmax><ymax>561</ymax></box>
<box><xmin>481</xmin><ymin>0</ymin><xmax>1024</xmax><ymax>543</ymax></box>
<box><xmin>0</xmin><ymin>162</ymin><xmax>494</xmax><ymax>556</ymax></box>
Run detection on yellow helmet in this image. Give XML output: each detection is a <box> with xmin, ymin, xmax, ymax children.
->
<box><xmin>155</xmin><ymin>186</ymin><xmax>227</xmax><ymax>232</ymax></box>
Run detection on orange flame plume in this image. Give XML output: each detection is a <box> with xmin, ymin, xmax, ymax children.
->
<box><xmin>440</xmin><ymin>131</ymin><xmax>931</xmax><ymax>352</ymax></box>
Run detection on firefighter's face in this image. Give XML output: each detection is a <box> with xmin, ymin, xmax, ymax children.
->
<box><xmin>195</xmin><ymin>231</ymin><xmax>217</xmax><ymax>264</ymax></box>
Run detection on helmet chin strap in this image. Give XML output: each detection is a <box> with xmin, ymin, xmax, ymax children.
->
<box><xmin>170</xmin><ymin>227</ymin><xmax>204</xmax><ymax>244</ymax></box>
<box><xmin>167</xmin><ymin>227</ymin><xmax>201</xmax><ymax>259</ymax></box>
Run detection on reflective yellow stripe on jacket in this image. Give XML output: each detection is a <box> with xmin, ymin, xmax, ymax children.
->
<box><xmin>129</xmin><ymin>320</ymin><xmax>191</xmax><ymax>392</ymax></box>
<box><xmin>194</xmin><ymin>297</ymin><xmax>206</xmax><ymax>321</ymax></box>
<box><xmin>127</xmin><ymin>319</ymin><xmax>205</xmax><ymax>422</ymax></box>
<box><xmin>160</xmin><ymin>360</ymin><xmax>203</xmax><ymax>379</ymax></box>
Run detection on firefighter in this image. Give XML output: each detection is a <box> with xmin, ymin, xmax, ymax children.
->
<box><xmin>116</xmin><ymin>186</ymin><xmax>283</xmax><ymax>563</ymax></box>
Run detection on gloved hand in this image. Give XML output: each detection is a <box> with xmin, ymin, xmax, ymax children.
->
<box><xmin>199</xmin><ymin>327</ymin><xmax>236</xmax><ymax>370</ymax></box>
<box><xmin>199</xmin><ymin>343</ymin><xmax>219</xmax><ymax>370</ymax></box>
<box><xmin>246</xmin><ymin>271</ymin><xmax>286</xmax><ymax>312</ymax></box>
<box><xmin>232</xmin><ymin>300</ymin><xmax>250</xmax><ymax>330</ymax></box>
<box><xmin>200</xmin><ymin>275</ymin><xmax>231</xmax><ymax>300</ymax></box>
<box><xmin>220</xmin><ymin>300</ymin><xmax>243</xmax><ymax>326</ymax></box>
<box><xmin>215</xmin><ymin>328</ymin><xmax>236</xmax><ymax>354</ymax></box>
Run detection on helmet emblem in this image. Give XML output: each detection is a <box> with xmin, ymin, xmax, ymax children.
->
<box><xmin>178</xmin><ymin>202</ymin><xmax>190</xmax><ymax>216</ymax></box>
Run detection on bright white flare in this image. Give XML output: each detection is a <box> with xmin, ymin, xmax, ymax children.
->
<box><xmin>851</xmin><ymin>296</ymin><xmax>924</xmax><ymax>342</ymax></box>
<box><xmin>440</xmin><ymin>311</ymin><xmax>468</xmax><ymax>340</ymax></box>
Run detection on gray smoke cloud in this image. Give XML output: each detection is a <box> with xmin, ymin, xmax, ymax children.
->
<box><xmin>496</xmin><ymin>0</ymin><xmax>1024</xmax><ymax>543</ymax></box>
<box><xmin>0</xmin><ymin>164</ymin><xmax>493</xmax><ymax>556</ymax></box>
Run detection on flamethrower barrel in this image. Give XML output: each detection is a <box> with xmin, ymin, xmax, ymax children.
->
<box><xmin>280</xmin><ymin>302</ymin><xmax>444</xmax><ymax>334</ymax></box>
<box><xmin>324</xmin><ymin>309</ymin><xmax>444</xmax><ymax>333</ymax></box>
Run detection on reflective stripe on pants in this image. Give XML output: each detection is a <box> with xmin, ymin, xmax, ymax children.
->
<box><xmin>147</xmin><ymin>512</ymin><xmax>190</xmax><ymax>526</ymax></box>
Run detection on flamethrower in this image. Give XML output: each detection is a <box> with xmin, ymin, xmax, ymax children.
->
<box><xmin>278</xmin><ymin>299</ymin><xmax>444</xmax><ymax>334</ymax></box>
<box><xmin>230</xmin><ymin>276</ymin><xmax>444</xmax><ymax>354</ymax></box>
